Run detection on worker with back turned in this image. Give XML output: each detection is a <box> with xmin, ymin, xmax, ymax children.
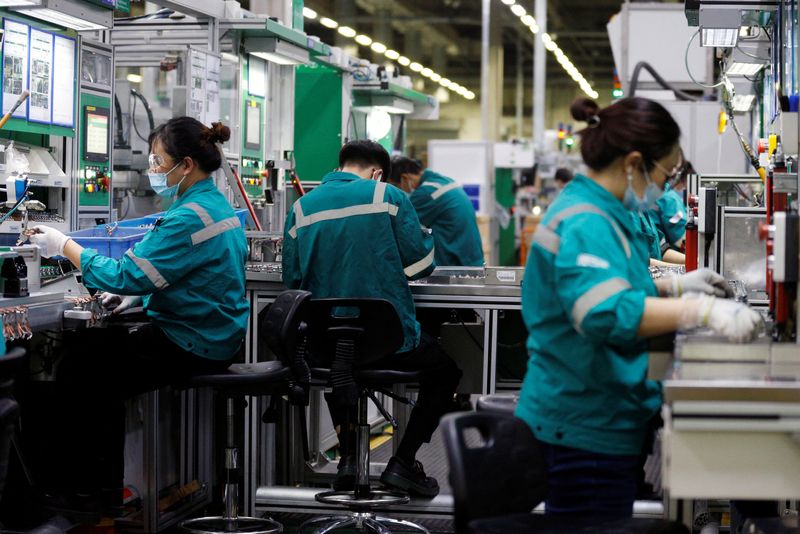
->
<box><xmin>389</xmin><ymin>156</ymin><xmax>484</xmax><ymax>266</ymax></box>
<box><xmin>282</xmin><ymin>140</ymin><xmax>462</xmax><ymax>497</ymax></box>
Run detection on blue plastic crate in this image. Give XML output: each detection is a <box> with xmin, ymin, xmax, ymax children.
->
<box><xmin>67</xmin><ymin>227</ymin><xmax>149</xmax><ymax>259</ymax></box>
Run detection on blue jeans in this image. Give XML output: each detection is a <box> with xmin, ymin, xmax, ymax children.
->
<box><xmin>539</xmin><ymin>441</ymin><xmax>639</xmax><ymax>518</ymax></box>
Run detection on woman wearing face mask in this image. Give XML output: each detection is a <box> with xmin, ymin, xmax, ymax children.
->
<box><xmin>28</xmin><ymin>117</ymin><xmax>248</xmax><ymax>513</ymax></box>
<box><xmin>514</xmin><ymin>97</ymin><xmax>762</xmax><ymax>518</ymax></box>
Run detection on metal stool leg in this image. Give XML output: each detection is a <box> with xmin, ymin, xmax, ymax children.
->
<box><xmin>180</xmin><ymin>397</ymin><xmax>283</xmax><ymax>534</ymax></box>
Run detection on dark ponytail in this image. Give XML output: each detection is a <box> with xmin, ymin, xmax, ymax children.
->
<box><xmin>149</xmin><ymin>117</ymin><xmax>231</xmax><ymax>174</ymax></box>
<box><xmin>570</xmin><ymin>97</ymin><xmax>680</xmax><ymax>172</ymax></box>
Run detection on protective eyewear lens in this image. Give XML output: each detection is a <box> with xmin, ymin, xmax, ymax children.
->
<box><xmin>148</xmin><ymin>153</ymin><xmax>164</xmax><ymax>169</ymax></box>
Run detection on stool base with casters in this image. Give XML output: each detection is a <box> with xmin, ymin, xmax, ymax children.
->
<box><xmin>177</xmin><ymin>363</ymin><xmax>289</xmax><ymax>534</ymax></box>
<box><xmin>300</xmin><ymin>395</ymin><xmax>429</xmax><ymax>534</ymax></box>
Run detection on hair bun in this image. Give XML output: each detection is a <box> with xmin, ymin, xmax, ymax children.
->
<box><xmin>208</xmin><ymin>122</ymin><xmax>231</xmax><ymax>144</ymax></box>
<box><xmin>570</xmin><ymin>97</ymin><xmax>600</xmax><ymax>122</ymax></box>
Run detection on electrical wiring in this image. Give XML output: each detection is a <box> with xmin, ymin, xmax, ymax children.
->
<box><xmin>0</xmin><ymin>185</ymin><xmax>31</xmax><ymax>225</ymax></box>
<box><xmin>685</xmin><ymin>30</ymin><xmax>726</xmax><ymax>89</ymax></box>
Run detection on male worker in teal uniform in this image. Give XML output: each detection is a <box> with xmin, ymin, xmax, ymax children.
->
<box><xmin>389</xmin><ymin>156</ymin><xmax>484</xmax><ymax>266</ymax></box>
<box><xmin>283</xmin><ymin>140</ymin><xmax>462</xmax><ymax>497</ymax></box>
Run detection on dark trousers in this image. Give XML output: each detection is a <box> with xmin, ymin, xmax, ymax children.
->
<box><xmin>539</xmin><ymin>441</ymin><xmax>640</xmax><ymax>518</ymax></box>
<box><xmin>39</xmin><ymin>319</ymin><xmax>233</xmax><ymax>496</ymax></box>
<box><xmin>326</xmin><ymin>332</ymin><xmax>462</xmax><ymax>460</ymax></box>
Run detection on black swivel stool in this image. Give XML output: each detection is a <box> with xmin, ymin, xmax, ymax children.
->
<box><xmin>179</xmin><ymin>290</ymin><xmax>314</xmax><ymax>534</ymax></box>
<box><xmin>296</xmin><ymin>298</ymin><xmax>429</xmax><ymax>534</ymax></box>
<box><xmin>475</xmin><ymin>394</ymin><xmax>518</xmax><ymax>414</ymax></box>
<box><xmin>442</xmin><ymin>411</ymin><xmax>689</xmax><ymax>534</ymax></box>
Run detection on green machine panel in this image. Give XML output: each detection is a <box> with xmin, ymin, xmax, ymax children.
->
<box><xmin>495</xmin><ymin>168</ymin><xmax>516</xmax><ymax>266</ymax></box>
<box><xmin>241</xmin><ymin>54</ymin><xmax>266</xmax><ymax>199</ymax></box>
<box><xmin>294</xmin><ymin>63</ymin><xmax>342</xmax><ymax>183</ymax></box>
<box><xmin>78</xmin><ymin>93</ymin><xmax>111</xmax><ymax>207</ymax></box>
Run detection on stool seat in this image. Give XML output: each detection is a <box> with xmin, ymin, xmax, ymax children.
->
<box><xmin>310</xmin><ymin>367</ymin><xmax>425</xmax><ymax>387</ymax></box>
<box><xmin>178</xmin><ymin>361</ymin><xmax>291</xmax><ymax>397</ymax></box>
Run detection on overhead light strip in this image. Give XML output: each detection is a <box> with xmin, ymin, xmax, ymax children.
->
<box><xmin>501</xmin><ymin>0</ymin><xmax>598</xmax><ymax>99</ymax></box>
<box><xmin>303</xmin><ymin>8</ymin><xmax>475</xmax><ymax>100</ymax></box>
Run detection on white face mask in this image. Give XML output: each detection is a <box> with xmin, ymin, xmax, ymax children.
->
<box><xmin>623</xmin><ymin>167</ymin><xmax>663</xmax><ymax>211</ymax></box>
<box><xmin>147</xmin><ymin>161</ymin><xmax>184</xmax><ymax>198</ymax></box>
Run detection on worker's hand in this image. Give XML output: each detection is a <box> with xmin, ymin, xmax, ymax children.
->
<box><xmin>669</xmin><ymin>268</ymin><xmax>733</xmax><ymax>298</ymax></box>
<box><xmin>684</xmin><ymin>294</ymin><xmax>763</xmax><ymax>343</ymax></box>
<box><xmin>99</xmin><ymin>293</ymin><xmax>142</xmax><ymax>315</ymax></box>
<box><xmin>28</xmin><ymin>225</ymin><xmax>70</xmax><ymax>258</ymax></box>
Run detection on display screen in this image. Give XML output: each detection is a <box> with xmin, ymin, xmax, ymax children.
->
<box><xmin>84</xmin><ymin>106</ymin><xmax>109</xmax><ymax>162</ymax></box>
<box><xmin>245</xmin><ymin>101</ymin><xmax>261</xmax><ymax>151</ymax></box>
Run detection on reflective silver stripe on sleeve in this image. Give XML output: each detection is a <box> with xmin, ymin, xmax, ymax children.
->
<box><xmin>545</xmin><ymin>203</ymin><xmax>631</xmax><ymax>259</ymax></box>
<box><xmin>191</xmin><ymin>217</ymin><xmax>242</xmax><ymax>246</ymax></box>
<box><xmin>418</xmin><ymin>182</ymin><xmax>441</xmax><ymax>190</ymax></box>
<box><xmin>125</xmin><ymin>249</ymin><xmax>169</xmax><ymax>290</ymax></box>
<box><xmin>430</xmin><ymin>182</ymin><xmax>461</xmax><ymax>200</ymax></box>
<box><xmin>532</xmin><ymin>226</ymin><xmax>559</xmax><ymax>254</ymax></box>
<box><xmin>373</xmin><ymin>181</ymin><xmax>387</xmax><ymax>204</ymax></box>
<box><xmin>182</xmin><ymin>202</ymin><xmax>214</xmax><ymax>227</ymax></box>
<box><xmin>571</xmin><ymin>277</ymin><xmax>631</xmax><ymax>330</ymax></box>
<box><xmin>404</xmin><ymin>247</ymin><xmax>435</xmax><ymax>277</ymax></box>
<box><xmin>288</xmin><ymin>201</ymin><xmax>304</xmax><ymax>238</ymax></box>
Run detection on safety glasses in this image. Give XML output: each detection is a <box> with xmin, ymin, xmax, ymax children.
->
<box><xmin>653</xmin><ymin>151</ymin><xmax>685</xmax><ymax>190</ymax></box>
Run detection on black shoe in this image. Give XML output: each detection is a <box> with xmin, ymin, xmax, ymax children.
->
<box><xmin>380</xmin><ymin>456</ymin><xmax>440</xmax><ymax>498</ymax></box>
<box><xmin>333</xmin><ymin>455</ymin><xmax>356</xmax><ymax>491</ymax></box>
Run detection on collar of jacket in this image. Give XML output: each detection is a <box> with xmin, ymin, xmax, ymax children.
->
<box><xmin>321</xmin><ymin>171</ymin><xmax>363</xmax><ymax>184</ymax></box>
<box><xmin>570</xmin><ymin>173</ymin><xmax>636</xmax><ymax>235</ymax></box>
<box><xmin>171</xmin><ymin>176</ymin><xmax>215</xmax><ymax>209</ymax></box>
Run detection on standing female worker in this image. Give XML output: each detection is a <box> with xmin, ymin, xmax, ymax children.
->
<box><xmin>515</xmin><ymin>97</ymin><xmax>762</xmax><ymax>518</ymax></box>
<box><xmin>28</xmin><ymin>117</ymin><xmax>248</xmax><ymax>512</ymax></box>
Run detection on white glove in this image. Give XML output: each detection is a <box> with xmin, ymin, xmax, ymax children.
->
<box><xmin>669</xmin><ymin>268</ymin><xmax>733</xmax><ymax>298</ymax></box>
<box><xmin>681</xmin><ymin>294</ymin><xmax>763</xmax><ymax>343</ymax></box>
<box><xmin>28</xmin><ymin>225</ymin><xmax>71</xmax><ymax>258</ymax></box>
<box><xmin>99</xmin><ymin>293</ymin><xmax>142</xmax><ymax>315</ymax></box>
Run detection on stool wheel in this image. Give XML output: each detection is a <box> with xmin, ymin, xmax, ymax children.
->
<box><xmin>315</xmin><ymin>489</ymin><xmax>410</xmax><ymax>510</ymax></box>
<box><xmin>179</xmin><ymin>516</ymin><xmax>283</xmax><ymax>534</ymax></box>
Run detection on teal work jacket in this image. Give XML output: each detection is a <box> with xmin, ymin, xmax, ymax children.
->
<box><xmin>653</xmin><ymin>187</ymin><xmax>686</xmax><ymax>250</ymax></box>
<box><xmin>282</xmin><ymin>172</ymin><xmax>436</xmax><ymax>353</ymax></box>
<box><xmin>410</xmin><ymin>170</ymin><xmax>484</xmax><ymax>266</ymax></box>
<box><xmin>81</xmin><ymin>178</ymin><xmax>249</xmax><ymax>360</ymax></box>
<box><xmin>514</xmin><ymin>174</ymin><xmax>661</xmax><ymax>456</ymax></box>
<box><xmin>633</xmin><ymin>210</ymin><xmax>666</xmax><ymax>261</ymax></box>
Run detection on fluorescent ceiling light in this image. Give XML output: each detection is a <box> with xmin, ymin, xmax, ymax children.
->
<box><xmin>501</xmin><ymin>0</ymin><xmax>515</xmax><ymax>4</ymax></box>
<box><xmin>15</xmin><ymin>7</ymin><xmax>107</xmax><ymax>30</ymax></box>
<box><xmin>521</xmin><ymin>14</ymin><xmax>535</xmax><ymax>26</ymax></box>
<box><xmin>545</xmin><ymin>40</ymin><xmax>557</xmax><ymax>51</ymax></box>
<box><xmin>320</xmin><ymin>17</ymin><xmax>338</xmax><ymax>29</ymax></box>
<box><xmin>421</xmin><ymin>67</ymin><xmax>433</xmax><ymax>77</ymax></box>
<box><xmin>371</xmin><ymin>42</ymin><xmax>387</xmax><ymax>54</ymax></box>
<box><xmin>247</xmin><ymin>38</ymin><xmax>310</xmax><ymax>65</ymax></box>
<box><xmin>355</xmin><ymin>34</ymin><xmax>372</xmax><ymax>46</ymax></box>
<box><xmin>126</xmin><ymin>73</ymin><xmax>143</xmax><ymax>83</ymax></box>
<box><xmin>398</xmin><ymin>56</ymin><xmax>411</xmax><ymax>66</ymax></box>
<box><xmin>732</xmin><ymin>94</ymin><xmax>756</xmax><ymax>112</ymax></box>
<box><xmin>700</xmin><ymin>27</ymin><xmax>738</xmax><ymax>47</ymax></box>
<box><xmin>409</xmin><ymin>62</ymin><xmax>423</xmax><ymax>72</ymax></box>
<box><xmin>464</xmin><ymin>91</ymin><xmax>475</xmax><ymax>100</ymax></box>
<box><xmin>510</xmin><ymin>4</ymin><xmax>526</xmax><ymax>17</ymax></box>
<box><xmin>302</xmin><ymin>7</ymin><xmax>317</xmax><ymax>19</ymax></box>
<box><xmin>530</xmin><ymin>24</ymin><xmax>539</xmax><ymax>34</ymax></box>
<box><xmin>726</xmin><ymin>62</ymin><xmax>765</xmax><ymax>76</ymax></box>
<box><xmin>385</xmin><ymin>50</ymin><xmax>400</xmax><ymax>60</ymax></box>
<box><xmin>338</xmin><ymin>26</ymin><xmax>356</xmax><ymax>38</ymax></box>
<box><xmin>430</xmin><ymin>73</ymin><xmax>442</xmax><ymax>82</ymax></box>
<box><xmin>221</xmin><ymin>52</ymin><xmax>239</xmax><ymax>63</ymax></box>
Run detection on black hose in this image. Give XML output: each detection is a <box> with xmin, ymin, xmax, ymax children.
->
<box><xmin>113</xmin><ymin>94</ymin><xmax>126</xmax><ymax>147</ymax></box>
<box><xmin>130</xmin><ymin>88</ymin><xmax>155</xmax><ymax>131</ymax></box>
<box><xmin>629</xmin><ymin>61</ymin><xmax>701</xmax><ymax>102</ymax></box>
